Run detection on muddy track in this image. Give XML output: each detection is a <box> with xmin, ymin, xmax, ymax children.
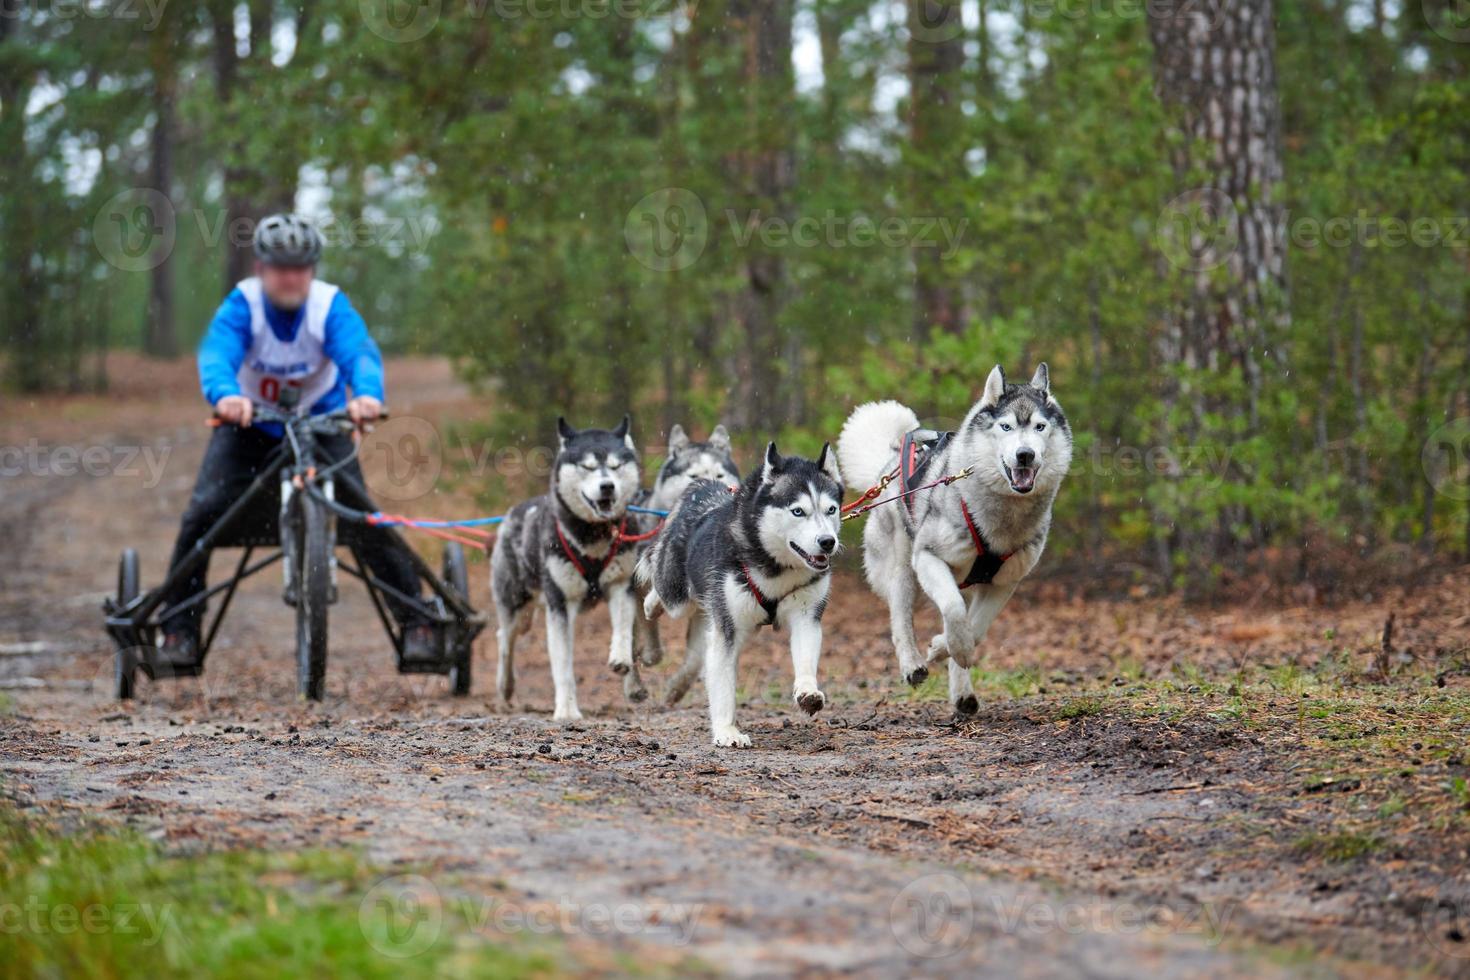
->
<box><xmin>3</xmin><ymin>356</ymin><xmax>1467</xmax><ymax>977</ymax></box>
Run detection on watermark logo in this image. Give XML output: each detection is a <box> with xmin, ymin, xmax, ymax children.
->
<box><xmin>360</xmin><ymin>873</ymin><xmax>444</xmax><ymax>958</ymax></box>
<box><xmin>0</xmin><ymin>897</ymin><xmax>173</xmax><ymax>944</ymax></box>
<box><xmin>1156</xmin><ymin>188</ymin><xmax>1238</xmax><ymax>272</ymax></box>
<box><xmin>360</xmin><ymin>415</ymin><xmax>445</xmax><ymax>503</ymax></box>
<box><xmin>889</xmin><ymin>872</ymin><xmax>974</xmax><ymax>958</ymax></box>
<box><xmin>1425</xmin><ymin>0</ymin><xmax>1470</xmax><ymax>43</ymax></box>
<box><xmin>624</xmin><ymin>187</ymin><xmax>709</xmax><ymax>272</ymax></box>
<box><xmin>94</xmin><ymin>188</ymin><xmax>176</xmax><ymax>273</ymax></box>
<box><xmin>902</xmin><ymin>0</ymin><xmax>966</xmax><ymax>43</ymax></box>
<box><xmin>0</xmin><ymin>439</ymin><xmax>172</xmax><ymax>487</ymax></box>
<box><xmin>1423</xmin><ymin>418</ymin><xmax>1470</xmax><ymax>503</ymax></box>
<box><xmin>360</xmin><ymin>0</ymin><xmax>443</xmax><ymax>41</ymax></box>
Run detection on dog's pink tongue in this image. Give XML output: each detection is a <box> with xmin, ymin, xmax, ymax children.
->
<box><xmin>1012</xmin><ymin>468</ymin><xmax>1036</xmax><ymax>491</ymax></box>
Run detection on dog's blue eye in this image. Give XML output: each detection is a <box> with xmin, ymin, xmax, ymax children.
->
<box><xmin>826</xmin><ymin>505</ymin><xmax>837</xmax><ymax>515</ymax></box>
<box><xmin>999</xmin><ymin>423</ymin><xmax>1012</xmax><ymax>432</ymax></box>
<box><xmin>1035</xmin><ymin>423</ymin><xmax>1046</xmax><ymax>432</ymax></box>
<box><xmin>791</xmin><ymin>507</ymin><xmax>805</xmax><ymax>518</ymax></box>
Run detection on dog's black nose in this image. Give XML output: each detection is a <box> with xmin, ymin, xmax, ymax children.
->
<box><xmin>598</xmin><ymin>481</ymin><xmax>615</xmax><ymax>496</ymax></box>
<box><xmin>817</xmin><ymin>535</ymin><xmax>836</xmax><ymax>555</ymax></box>
<box><xmin>1015</xmin><ymin>448</ymin><xmax>1036</xmax><ymax>467</ymax></box>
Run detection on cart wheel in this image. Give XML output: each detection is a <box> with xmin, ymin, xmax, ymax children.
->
<box><xmin>115</xmin><ymin>549</ymin><xmax>140</xmax><ymax>700</ymax></box>
<box><xmin>442</xmin><ymin>542</ymin><xmax>472</xmax><ymax>697</ymax></box>
<box><xmin>295</xmin><ymin>494</ymin><xmax>330</xmax><ymax>701</ymax></box>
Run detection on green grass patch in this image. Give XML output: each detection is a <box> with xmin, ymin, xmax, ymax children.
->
<box><xmin>1292</xmin><ymin>831</ymin><xmax>1383</xmax><ymax>862</ymax></box>
<box><xmin>0</xmin><ymin>808</ymin><xmax>557</xmax><ymax>979</ymax></box>
<box><xmin>1054</xmin><ymin>696</ymin><xmax>1106</xmax><ymax>720</ymax></box>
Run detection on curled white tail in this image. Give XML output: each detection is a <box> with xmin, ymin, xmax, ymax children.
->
<box><xmin>836</xmin><ymin>400</ymin><xmax>920</xmax><ymax>492</ymax></box>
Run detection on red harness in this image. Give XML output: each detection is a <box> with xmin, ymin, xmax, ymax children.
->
<box><xmin>555</xmin><ymin>517</ymin><xmax>627</xmax><ymax>606</ymax></box>
<box><xmin>959</xmin><ymin>500</ymin><xmax>1013</xmax><ymax>588</ymax></box>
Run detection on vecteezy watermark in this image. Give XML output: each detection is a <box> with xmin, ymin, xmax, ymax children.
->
<box><xmin>0</xmin><ymin>440</ymin><xmax>171</xmax><ymax>488</ymax></box>
<box><xmin>92</xmin><ymin>195</ymin><xmax>440</xmax><ymax>272</ymax></box>
<box><xmin>888</xmin><ymin>872</ymin><xmax>1237</xmax><ymax>958</ymax></box>
<box><xmin>360</xmin><ymin>416</ymin><xmax>445</xmax><ymax>503</ymax></box>
<box><xmin>1421</xmin><ymin>892</ymin><xmax>1470</xmax><ymax>961</ymax></box>
<box><xmin>624</xmin><ymin>187</ymin><xmax>709</xmax><ymax>273</ymax></box>
<box><xmin>0</xmin><ymin>0</ymin><xmax>170</xmax><ymax>29</ymax></box>
<box><xmin>1423</xmin><ymin>418</ymin><xmax>1470</xmax><ymax>503</ymax></box>
<box><xmin>358</xmin><ymin>873</ymin><xmax>704</xmax><ymax>957</ymax></box>
<box><xmin>1424</xmin><ymin>0</ymin><xmax>1470</xmax><ymax>43</ymax></box>
<box><xmin>1157</xmin><ymin>189</ymin><xmax>1470</xmax><ymax>272</ymax></box>
<box><xmin>0</xmin><ymin>898</ymin><xmax>174</xmax><ymax>945</ymax></box>
<box><xmin>1082</xmin><ymin>441</ymin><xmax>1233</xmax><ymax>486</ymax></box>
<box><xmin>624</xmin><ymin>187</ymin><xmax>969</xmax><ymax>272</ymax></box>
<box><xmin>1156</xmin><ymin>188</ymin><xmax>1239</xmax><ymax>273</ymax></box>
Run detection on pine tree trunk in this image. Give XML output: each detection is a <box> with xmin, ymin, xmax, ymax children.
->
<box><xmin>146</xmin><ymin>54</ymin><xmax>178</xmax><ymax>358</ymax></box>
<box><xmin>907</xmin><ymin>0</ymin><xmax>965</xmax><ymax>338</ymax></box>
<box><xmin>728</xmin><ymin>0</ymin><xmax>795</xmax><ymax>431</ymax></box>
<box><xmin>1148</xmin><ymin>0</ymin><xmax>1290</xmax><ymax>406</ymax></box>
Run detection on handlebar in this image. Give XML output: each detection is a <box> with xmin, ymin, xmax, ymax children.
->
<box><xmin>208</xmin><ymin>403</ymin><xmax>388</xmax><ymax>431</ymax></box>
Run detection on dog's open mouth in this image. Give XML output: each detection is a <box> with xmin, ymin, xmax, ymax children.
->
<box><xmin>584</xmin><ymin>493</ymin><xmax>620</xmax><ymax>518</ymax></box>
<box><xmin>790</xmin><ymin>542</ymin><xmax>830</xmax><ymax>572</ymax></box>
<box><xmin>1004</xmin><ymin>463</ymin><xmax>1038</xmax><ymax>494</ymax></box>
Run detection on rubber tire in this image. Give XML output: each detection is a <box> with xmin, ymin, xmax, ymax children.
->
<box><xmin>115</xmin><ymin>549</ymin><xmax>140</xmax><ymax>700</ymax></box>
<box><xmin>443</xmin><ymin>542</ymin><xmax>472</xmax><ymax>697</ymax></box>
<box><xmin>295</xmin><ymin>494</ymin><xmax>330</xmax><ymax>701</ymax></box>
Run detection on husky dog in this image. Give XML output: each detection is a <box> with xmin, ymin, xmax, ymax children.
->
<box><xmin>491</xmin><ymin>416</ymin><xmax>644</xmax><ymax>721</ymax></box>
<box><xmin>836</xmin><ymin>364</ymin><xmax>1071</xmax><ymax>716</ymax></box>
<box><xmin>638</xmin><ymin>443</ymin><xmax>843</xmax><ymax>747</ymax></box>
<box><xmin>631</xmin><ymin>424</ymin><xmax>742</xmax><ymax>706</ymax></box>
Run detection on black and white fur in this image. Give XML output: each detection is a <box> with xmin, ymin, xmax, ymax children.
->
<box><xmin>491</xmin><ymin>416</ymin><xmax>645</xmax><ymax>722</ymax></box>
<box><xmin>633</xmin><ymin>424</ymin><xmax>742</xmax><ymax>706</ymax></box>
<box><xmin>836</xmin><ymin>364</ymin><xmax>1071</xmax><ymax>715</ymax></box>
<box><xmin>637</xmin><ymin>443</ymin><xmax>843</xmax><ymax>747</ymax></box>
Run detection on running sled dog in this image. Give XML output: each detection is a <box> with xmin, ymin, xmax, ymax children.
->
<box><xmin>491</xmin><ymin>417</ymin><xmax>647</xmax><ymax>721</ymax></box>
<box><xmin>638</xmin><ymin>443</ymin><xmax>843</xmax><ymax>747</ymax></box>
<box><xmin>624</xmin><ymin>425</ymin><xmax>742</xmax><ymax>706</ymax></box>
<box><xmin>836</xmin><ymin>364</ymin><xmax>1071</xmax><ymax>715</ymax></box>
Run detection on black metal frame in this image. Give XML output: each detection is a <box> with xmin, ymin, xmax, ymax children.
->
<box><xmin>102</xmin><ymin>410</ymin><xmax>485</xmax><ymax>683</ymax></box>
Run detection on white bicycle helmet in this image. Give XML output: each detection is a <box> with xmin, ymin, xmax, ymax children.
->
<box><xmin>252</xmin><ymin>213</ymin><xmax>323</xmax><ymax>266</ymax></box>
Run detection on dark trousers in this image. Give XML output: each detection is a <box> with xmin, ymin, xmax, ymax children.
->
<box><xmin>161</xmin><ymin>425</ymin><xmax>423</xmax><ymax>635</ymax></box>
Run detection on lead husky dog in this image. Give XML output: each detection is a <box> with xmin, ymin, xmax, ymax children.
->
<box><xmin>492</xmin><ymin>417</ymin><xmax>645</xmax><ymax>721</ymax></box>
<box><xmin>637</xmin><ymin>443</ymin><xmax>843</xmax><ymax>747</ymax></box>
<box><xmin>836</xmin><ymin>364</ymin><xmax>1071</xmax><ymax>716</ymax></box>
<box><xmin>624</xmin><ymin>424</ymin><xmax>742</xmax><ymax>705</ymax></box>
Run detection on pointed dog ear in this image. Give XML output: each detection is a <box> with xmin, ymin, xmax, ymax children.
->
<box><xmin>979</xmin><ymin>365</ymin><xmax>1007</xmax><ymax>410</ymax></box>
<box><xmin>817</xmin><ymin>442</ymin><xmax>842</xmax><ymax>486</ymax></box>
<box><xmin>1030</xmin><ymin>362</ymin><xmax>1050</xmax><ymax>397</ymax></box>
<box><xmin>761</xmin><ymin>442</ymin><xmax>781</xmax><ymax>483</ymax></box>
<box><xmin>557</xmin><ymin>416</ymin><xmax>576</xmax><ymax>448</ymax></box>
<box><xmin>667</xmin><ymin>423</ymin><xmax>689</xmax><ymax>452</ymax></box>
<box><xmin>613</xmin><ymin>414</ymin><xmax>631</xmax><ymax>439</ymax></box>
<box><xmin>709</xmin><ymin>424</ymin><xmax>731</xmax><ymax>452</ymax></box>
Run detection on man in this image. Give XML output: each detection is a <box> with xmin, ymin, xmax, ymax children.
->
<box><xmin>157</xmin><ymin>214</ymin><xmax>436</xmax><ymax>668</ymax></box>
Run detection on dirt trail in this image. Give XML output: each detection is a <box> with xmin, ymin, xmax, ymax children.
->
<box><xmin>2</xmin><ymin>357</ymin><xmax>1468</xmax><ymax>977</ymax></box>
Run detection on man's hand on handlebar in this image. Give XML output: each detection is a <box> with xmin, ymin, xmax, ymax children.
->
<box><xmin>215</xmin><ymin>395</ymin><xmax>254</xmax><ymax>428</ymax></box>
<box><xmin>347</xmin><ymin>395</ymin><xmax>382</xmax><ymax>427</ymax></box>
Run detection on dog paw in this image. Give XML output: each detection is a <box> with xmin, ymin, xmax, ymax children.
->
<box><xmin>953</xmin><ymin>694</ymin><xmax>979</xmax><ymax>717</ymax></box>
<box><xmin>638</xmin><ymin>644</ymin><xmax>664</xmax><ymax>667</ymax></box>
<box><xmin>625</xmin><ymin>684</ymin><xmax>649</xmax><ymax>704</ymax></box>
<box><xmin>925</xmin><ymin>634</ymin><xmax>951</xmax><ymax>665</ymax></box>
<box><xmin>712</xmin><ymin>725</ymin><xmax>751</xmax><ymax>748</ymax></box>
<box><xmin>497</xmin><ymin>683</ymin><xmax>515</xmax><ymax>705</ymax></box>
<box><xmin>795</xmin><ymin>689</ymin><xmax>826</xmax><ymax>716</ymax></box>
<box><xmin>608</xmin><ymin>655</ymin><xmax>632</xmax><ymax>676</ymax></box>
<box><xmin>553</xmin><ymin>705</ymin><xmax>584</xmax><ymax>723</ymax></box>
<box><xmin>902</xmin><ymin>665</ymin><xmax>930</xmax><ymax>687</ymax></box>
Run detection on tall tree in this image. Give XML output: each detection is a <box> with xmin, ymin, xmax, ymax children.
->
<box><xmin>1148</xmin><ymin>0</ymin><xmax>1290</xmax><ymax>421</ymax></box>
<box><xmin>145</xmin><ymin>18</ymin><xmax>179</xmax><ymax>357</ymax></box>
<box><xmin>907</xmin><ymin>0</ymin><xmax>967</xmax><ymax>338</ymax></box>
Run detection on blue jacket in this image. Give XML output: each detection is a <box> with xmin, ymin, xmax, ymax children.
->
<box><xmin>198</xmin><ymin>286</ymin><xmax>385</xmax><ymax>437</ymax></box>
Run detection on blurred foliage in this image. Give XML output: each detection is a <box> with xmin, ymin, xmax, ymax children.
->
<box><xmin>3</xmin><ymin>0</ymin><xmax>1468</xmax><ymax>586</ymax></box>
